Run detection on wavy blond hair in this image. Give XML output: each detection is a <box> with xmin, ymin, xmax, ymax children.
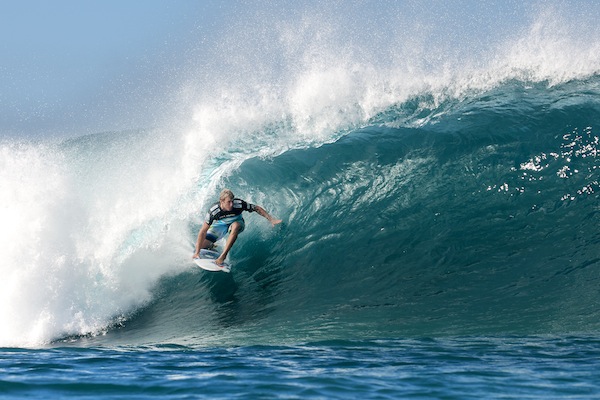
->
<box><xmin>220</xmin><ymin>189</ymin><xmax>234</xmax><ymax>201</ymax></box>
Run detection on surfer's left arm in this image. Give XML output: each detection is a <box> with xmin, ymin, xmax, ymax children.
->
<box><xmin>254</xmin><ymin>205</ymin><xmax>282</xmax><ymax>227</ymax></box>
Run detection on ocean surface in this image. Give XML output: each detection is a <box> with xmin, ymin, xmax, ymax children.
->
<box><xmin>2</xmin><ymin>2</ymin><xmax>600</xmax><ymax>398</ymax></box>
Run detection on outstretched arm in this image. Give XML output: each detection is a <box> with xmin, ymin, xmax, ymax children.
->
<box><xmin>255</xmin><ymin>205</ymin><xmax>282</xmax><ymax>227</ymax></box>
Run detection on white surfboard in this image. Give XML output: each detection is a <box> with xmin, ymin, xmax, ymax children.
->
<box><xmin>193</xmin><ymin>249</ymin><xmax>231</xmax><ymax>273</ymax></box>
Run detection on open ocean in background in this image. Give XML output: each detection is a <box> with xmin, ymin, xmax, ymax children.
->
<box><xmin>2</xmin><ymin>1</ymin><xmax>600</xmax><ymax>398</ymax></box>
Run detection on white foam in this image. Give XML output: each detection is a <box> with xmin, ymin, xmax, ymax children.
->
<box><xmin>0</xmin><ymin>134</ymin><xmax>198</xmax><ymax>347</ymax></box>
<box><xmin>182</xmin><ymin>2</ymin><xmax>600</xmax><ymax>153</ymax></box>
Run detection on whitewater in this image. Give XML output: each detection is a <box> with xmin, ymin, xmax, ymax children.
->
<box><xmin>2</xmin><ymin>2</ymin><xmax>600</xmax><ymax>398</ymax></box>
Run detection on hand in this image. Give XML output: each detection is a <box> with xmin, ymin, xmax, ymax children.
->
<box><xmin>270</xmin><ymin>218</ymin><xmax>283</xmax><ymax>227</ymax></box>
<box><xmin>192</xmin><ymin>252</ymin><xmax>199</xmax><ymax>259</ymax></box>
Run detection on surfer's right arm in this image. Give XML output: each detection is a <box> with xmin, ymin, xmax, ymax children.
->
<box><xmin>254</xmin><ymin>205</ymin><xmax>283</xmax><ymax>227</ymax></box>
<box><xmin>193</xmin><ymin>222</ymin><xmax>210</xmax><ymax>259</ymax></box>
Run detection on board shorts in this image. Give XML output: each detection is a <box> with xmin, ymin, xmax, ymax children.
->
<box><xmin>206</xmin><ymin>215</ymin><xmax>245</xmax><ymax>243</ymax></box>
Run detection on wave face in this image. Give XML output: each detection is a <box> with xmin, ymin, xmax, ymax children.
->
<box><xmin>2</xmin><ymin>3</ymin><xmax>600</xmax><ymax>347</ymax></box>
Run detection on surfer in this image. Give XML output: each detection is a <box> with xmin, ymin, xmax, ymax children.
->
<box><xmin>193</xmin><ymin>189</ymin><xmax>282</xmax><ymax>266</ymax></box>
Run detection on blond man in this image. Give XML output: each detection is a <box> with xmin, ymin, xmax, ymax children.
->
<box><xmin>193</xmin><ymin>189</ymin><xmax>282</xmax><ymax>266</ymax></box>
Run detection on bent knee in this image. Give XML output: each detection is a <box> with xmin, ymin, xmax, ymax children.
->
<box><xmin>229</xmin><ymin>221</ymin><xmax>243</xmax><ymax>234</ymax></box>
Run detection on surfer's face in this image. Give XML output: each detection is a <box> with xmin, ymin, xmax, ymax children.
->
<box><xmin>220</xmin><ymin>197</ymin><xmax>234</xmax><ymax>211</ymax></box>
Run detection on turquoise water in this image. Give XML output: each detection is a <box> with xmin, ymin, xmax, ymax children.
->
<box><xmin>3</xmin><ymin>337</ymin><xmax>600</xmax><ymax>398</ymax></box>
<box><xmin>2</xmin><ymin>2</ymin><xmax>600</xmax><ymax>398</ymax></box>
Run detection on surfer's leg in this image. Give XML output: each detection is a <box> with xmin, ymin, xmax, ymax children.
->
<box><xmin>202</xmin><ymin>239</ymin><xmax>215</xmax><ymax>249</ymax></box>
<box><xmin>205</xmin><ymin>224</ymin><xmax>226</xmax><ymax>249</ymax></box>
<box><xmin>216</xmin><ymin>221</ymin><xmax>242</xmax><ymax>265</ymax></box>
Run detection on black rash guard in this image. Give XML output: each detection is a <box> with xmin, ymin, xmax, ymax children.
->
<box><xmin>204</xmin><ymin>198</ymin><xmax>256</xmax><ymax>226</ymax></box>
